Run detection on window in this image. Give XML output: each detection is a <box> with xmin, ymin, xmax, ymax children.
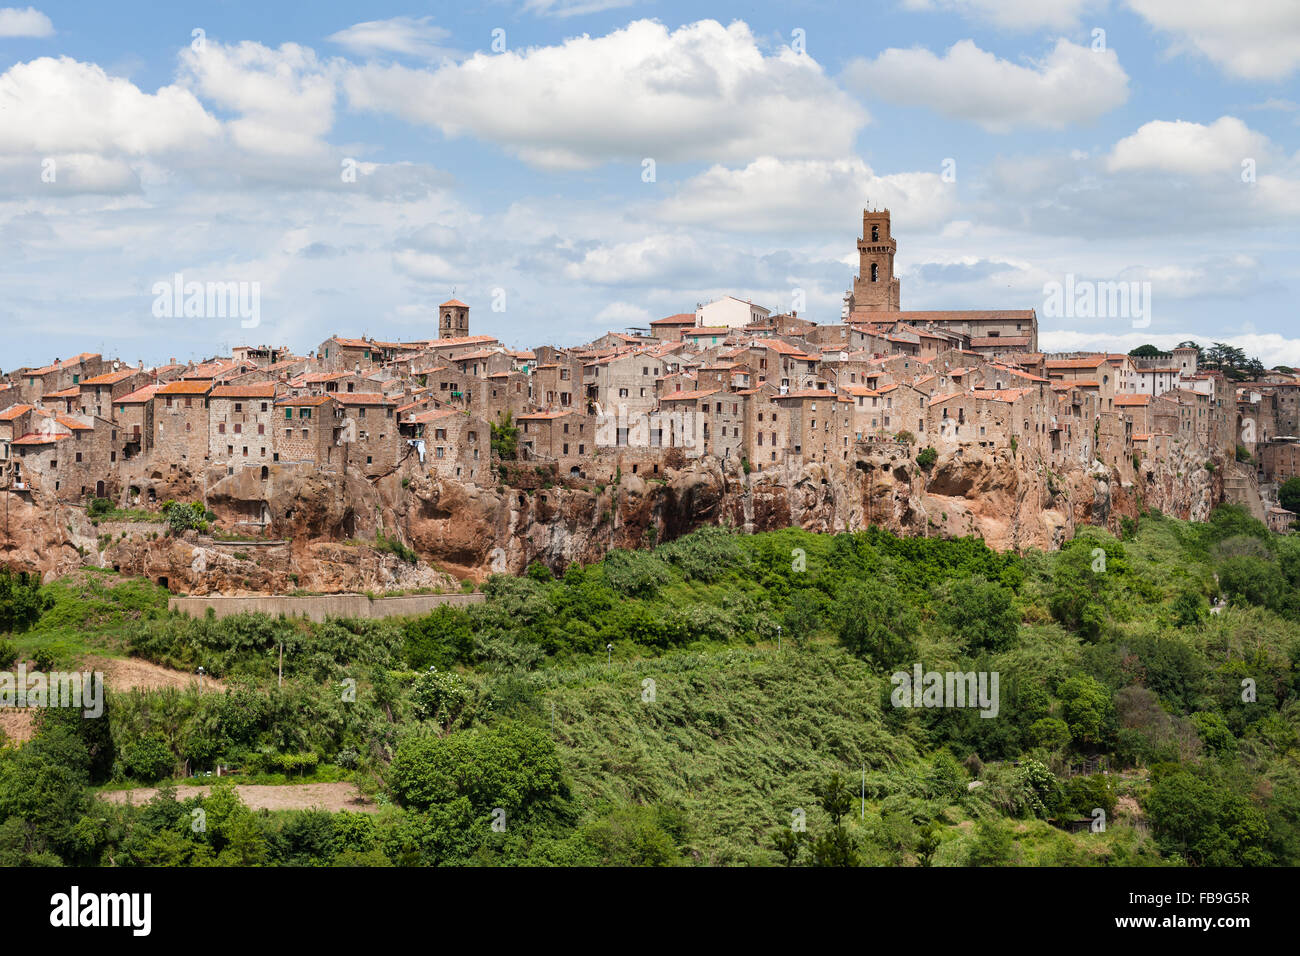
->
<box><xmin>219</xmin><ymin>423</ymin><xmax>226</xmax><ymax>434</ymax></box>
<box><xmin>234</xmin><ymin>402</ymin><xmax>242</xmax><ymax>412</ymax></box>
<box><xmin>285</xmin><ymin>408</ymin><xmax>293</xmax><ymax>419</ymax></box>
<box><xmin>871</xmin><ymin>263</ymin><xmax>879</xmax><ymax>282</ymax></box>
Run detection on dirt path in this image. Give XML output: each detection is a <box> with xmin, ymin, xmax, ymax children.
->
<box><xmin>98</xmin><ymin>781</ymin><xmax>378</xmax><ymax>813</ymax></box>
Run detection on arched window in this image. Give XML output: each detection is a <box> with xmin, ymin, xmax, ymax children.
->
<box><xmin>871</xmin><ymin>263</ymin><xmax>879</xmax><ymax>282</ymax></box>
<box><xmin>871</xmin><ymin>225</ymin><xmax>879</xmax><ymax>241</ymax></box>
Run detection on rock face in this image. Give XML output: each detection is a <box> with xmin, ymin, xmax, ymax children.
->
<box><xmin>0</xmin><ymin>441</ymin><xmax>1224</xmax><ymax>592</ymax></box>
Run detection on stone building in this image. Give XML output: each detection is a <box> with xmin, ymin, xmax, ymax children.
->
<box><xmin>78</xmin><ymin>368</ymin><xmax>149</xmax><ymax>419</ymax></box>
<box><xmin>848</xmin><ymin>209</ymin><xmax>901</xmax><ymax>313</ymax></box>
<box><xmin>209</xmin><ymin>382</ymin><xmax>278</xmax><ymax>473</ymax></box>
<box><xmin>439</xmin><ymin>299</ymin><xmax>470</xmax><ymax>339</ymax></box>
<box><xmin>114</xmin><ymin>384</ymin><xmax>158</xmax><ymax>461</ymax></box>
<box><xmin>273</xmin><ymin>395</ymin><xmax>339</xmax><ymax>469</ymax></box>
<box><xmin>152</xmin><ymin>380</ymin><xmax>212</xmax><ymax>468</ymax></box>
<box><xmin>334</xmin><ymin>393</ymin><xmax>399</xmax><ymax>475</ymax></box>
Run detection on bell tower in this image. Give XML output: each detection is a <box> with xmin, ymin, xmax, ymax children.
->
<box><xmin>439</xmin><ymin>298</ymin><xmax>470</xmax><ymax>339</ymax></box>
<box><xmin>850</xmin><ymin>208</ymin><xmax>901</xmax><ymax>312</ymax></box>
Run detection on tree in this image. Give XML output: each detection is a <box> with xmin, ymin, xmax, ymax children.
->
<box><xmin>162</xmin><ymin>500</ymin><xmax>206</xmax><ymax>536</ymax></box>
<box><xmin>1144</xmin><ymin>772</ymin><xmax>1271</xmax><ymax>865</ymax></box>
<box><xmin>1057</xmin><ymin>675</ymin><xmax>1114</xmax><ymax>749</ymax></box>
<box><xmin>772</xmin><ymin>828</ymin><xmax>803</xmax><ymax>866</ymax></box>
<box><xmin>0</xmin><ymin>568</ymin><xmax>46</xmax><ymax>633</ymax></box>
<box><xmin>1279</xmin><ymin>477</ymin><xmax>1300</xmax><ymax>516</ymax></box>
<box><xmin>815</xmin><ymin>772</ymin><xmax>854</xmax><ymax>825</ymax></box>
<box><xmin>967</xmin><ymin>819</ymin><xmax>1012</xmax><ymax>866</ymax></box>
<box><xmin>835</xmin><ymin>579</ymin><xmax>918</xmax><ymax>665</ymax></box>
<box><xmin>491</xmin><ymin>412</ymin><xmax>519</xmax><ymax>460</ymax></box>
<box><xmin>388</xmin><ymin>721</ymin><xmax>568</xmax><ymax>820</ymax></box>
<box><xmin>936</xmin><ymin>576</ymin><xmax>1020</xmax><ymax>652</ymax></box>
<box><xmin>781</xmin><ymin>589</ymin><xmax>823</xmax><ymax>646</ymax></box>
<box><xmin>1129</xmin><ymin>344</ymin><xmax>1164</xmax><ymax>358</ymax></box>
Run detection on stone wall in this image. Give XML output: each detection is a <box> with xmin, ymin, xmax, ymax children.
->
<box><xmin>169</xmin><ymin>590</ymin><xmax>484</xmax><ymax>621</ymax></box>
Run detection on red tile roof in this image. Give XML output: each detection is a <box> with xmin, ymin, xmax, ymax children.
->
<box><xmin>660</xmin><ymin>388</ymin><xmax>721</xmax><ymax>401</ymax></box>
<box><xmin>156</xmin><ymin>381</ymin><xmax>213</xmax><ymax>395</ymax></box>
<box><xmin>81</xmin><ymin>369</ymin><xmax>139</xmax><ymax>386</ymax></box>
<box><xmin>275</xmin><ymin>395</ymin><xmax>335</xmax><ymax>407</ymax></box>
<box><xmin>334</xmin><ymin>393</ymin><xmax>393</xmax><ymax>405</ymax></box>
<box><xmin>211</xmin><ymin>383</ymin><xmax>278</xmax><ymax>399</ymax></box>
<box><xmin>116</xmin><ymin>385</ymin><xmax>159</xmax><ymax>403</ymax></box>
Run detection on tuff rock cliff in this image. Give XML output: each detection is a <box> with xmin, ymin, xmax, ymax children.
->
<box><xmin>0</xmin><ymin>439</ymin><xmax>1225</xmax><ymax>594</ymax></box>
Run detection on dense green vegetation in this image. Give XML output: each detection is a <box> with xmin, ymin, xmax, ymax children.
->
<box><xmin>1</xmin><ymin>506</ymin><xmax>1299</xmax><ymax>866</ymax></box>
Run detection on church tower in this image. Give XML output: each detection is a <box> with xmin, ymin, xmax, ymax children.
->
<box><xmin>850</xmin><ymin>208</ymin><xmax>901</xmax><ymax>313</ymax></box>
<box><xmin>439</xmin><ymin>299</ymin><xmax>470</xmax><ymax>339</ymax></box>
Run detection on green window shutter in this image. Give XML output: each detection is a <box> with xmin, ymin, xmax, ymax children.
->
<box><xmin>285</xmin><ymin>408</ymin><xmax>293</xmax><ymax>419</ymax></box>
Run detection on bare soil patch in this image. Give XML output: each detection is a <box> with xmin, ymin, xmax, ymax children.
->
<box><xmin>0</xmin><ymin>709</ymin><xmax>37</xmax><ymax>744</ymax></box>
<box><xmin>98</xmin><ymin>781</ymin><xmax>378</xmax><ymax>813</ymax></box>
<box><xmin>84</xmin><ymin>655</ymin><xmax>226</xmax><ymax>693</ymax></box>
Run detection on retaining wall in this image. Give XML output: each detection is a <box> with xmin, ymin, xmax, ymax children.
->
<box><xmin>168</xmin><ymin>591</ymin><xmax>484</xmax><ymax>621</ymax></box>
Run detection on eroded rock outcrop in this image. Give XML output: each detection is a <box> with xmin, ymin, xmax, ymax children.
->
<box><xmin>0</xmin><ymin>440</ymin><xmax>1225</xmax><ymax>592</ymax></box>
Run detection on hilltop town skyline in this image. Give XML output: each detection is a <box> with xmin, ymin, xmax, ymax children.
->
<box><xmin>3</xmin><ymin>5</ymin><xmax>1300</xmax><ymax>369</ymax></box>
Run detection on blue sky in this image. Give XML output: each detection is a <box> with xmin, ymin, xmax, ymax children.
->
<box><xmin>1</xmin><ymin>0</ymin><xmax>1298</xmax><ymax>369</ymax></box>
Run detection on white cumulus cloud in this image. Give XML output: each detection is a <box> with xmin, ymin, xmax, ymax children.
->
<box><xmin>1106</xmin><ymin>116</ymin><xmax>1272</xmax><ymax>175</ymax></box>
<box><xmin>656</xmin><ymin>156</ymin><xmax>955</xmax><ymax>233</ymax></box>
<box><xmin>342</xmin><ymin>18</ymin><xmax>867</xmax><ymax>170</ymax></box>
<box><xmin>0</xmin><ymin>6</ymin><xmax>52</xmax><ymax>37</ymax></box>
<box><xmin>845</xmin><ymin>38</ymin><xmax>1128</xmax><ymax>131</ymax></box>
<box><xmin>1127</xmin><ymin>0</ymin><xmax>1300</xmax><ymax>80</ymax></box>
<box><xmin>0</xmin><ymin>56</ymin><xmax>219</xmax><ymax>156</ymax></box>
